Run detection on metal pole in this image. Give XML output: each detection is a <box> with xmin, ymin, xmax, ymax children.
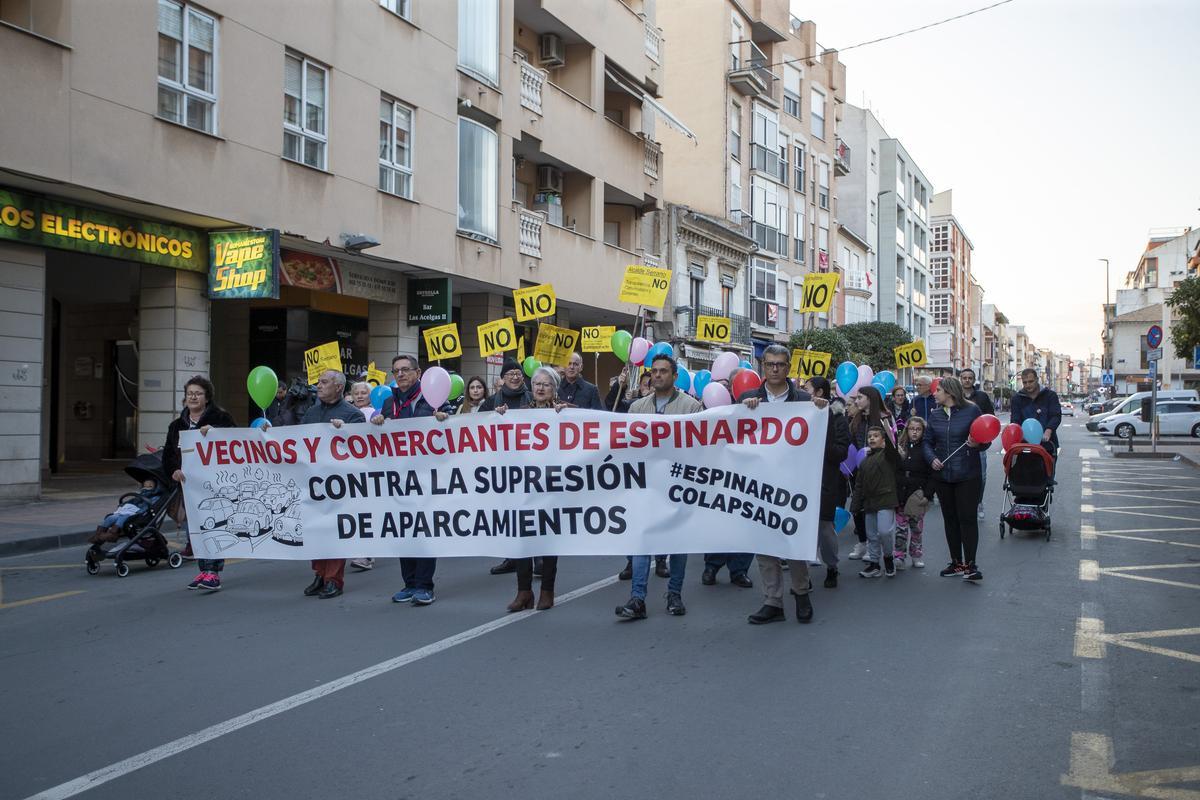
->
<box><xmin>1151</xmin><ymin>358</ymin><xmax>1159</xmax><ymax>454</ymax></box>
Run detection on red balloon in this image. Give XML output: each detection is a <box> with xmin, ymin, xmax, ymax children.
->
<box><xmin>1000</xmin><ymin>423</ymin><xmax>1023</xmax><ymax>451</ymax></box>
<box><xmin>969</xmin><ymin>413</ymin><xmax>1001</xmax><ymax>444</ymax></box>
<box><xmin>730</xmin><ymin>370</ymin><xmax>762</xmax><ymax>399</ymax></box>
<box><xmin>930</xmin><ymin>377</ymin><xmax>941</xmax><ymax>395</ymax></box>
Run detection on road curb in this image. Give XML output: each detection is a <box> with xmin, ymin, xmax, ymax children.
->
<box><xmin>1111</xmin><ymin>451</ymin><xmax>1178</xmax><ymax>459</ymax></box>
<box><xmin>0</xmin><ymin>530</ymin><xmax>92</xmax><ymax>558</ymax></box>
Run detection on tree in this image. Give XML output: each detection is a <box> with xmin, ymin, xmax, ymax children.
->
<box><xmin>787</xmin><ymin>327</ymin><xmax>851</xmax><ymax>381</ymax></box>
<box><xmin>837</xmin><ymin>322</ymin><xmax>914</xmax><ymax>373</ymax></box>
<box><xmin>1165</xmin><ymin>276</ymin><xmax>1200</xmax><ymax>360</ymax></box>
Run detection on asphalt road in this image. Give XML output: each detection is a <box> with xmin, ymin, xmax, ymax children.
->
<box><xmin>2</xmin><ymin>417</ymin><xmax>1197</xmax><ymax>800</ymax></box>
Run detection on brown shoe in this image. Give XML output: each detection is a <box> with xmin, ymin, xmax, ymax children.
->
<box><xmin>536</xmin><ymin>589</ymin><xmax>555</xmax><ymax>610</ymax></box>
<box><xmin>506</xmin><ymin>590</ymin><xmax>535</xmax><ymax>612</ymax></box>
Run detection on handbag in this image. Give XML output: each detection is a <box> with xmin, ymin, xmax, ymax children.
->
<box><xmin>903</xmin><ymin>488</ymin><xmax>931</xmax><ymax>518</ymax></box>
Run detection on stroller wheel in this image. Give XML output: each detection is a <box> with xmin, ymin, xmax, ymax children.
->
<box><xmin>85</xmin><ymin>559</ymin><xmax>100</xmax><ymax>575</ymax></box>
<box><xmin>115</xmin><ymin>562</ymin><xmax>130</xmax><ymax>578</ymax></box>
<box><xmin>1045</xmin><ymin>525</ymin><xmax>1052</xmax><ymax>541</ymax></box>
<box><xmin>168</xmin><ymin>552</ymin><xmax>184</xmax><ymax>569</ymax></box>
<box><xmin>145</xmin><ymin>557</ymin><xmax>160</xmax><ymax>569</ymax></box>
<box><xmin>999</xmin><ymin>520</ymin><xmax>1006</xmax><ymax>539</ymax></box>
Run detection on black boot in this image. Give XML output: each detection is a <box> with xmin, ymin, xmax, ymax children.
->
<box><xmin>792</xmin><ymin>590</ymin><xmax>813</xmax><ymax>623</ymax></box>
<box><xmin>303</xmin><ymin>574</ymin><xmax>324</xmax><ymax>596</ymax></box>
<box><xmin>823</xmin><ymin>568</ymin><xmax>838</xmax><ymax>589</ymax></box>
<box><xmin>747</xmin><ymin>605</ymin><xmax>785</xmax><ymax>625</ymax></box>
<box><xmin>654</xmin><ymin>557</ymin><xmax>670</xmax><ymax>579</ymax></box>
<box><xmin>618</xmin><ymin>558</ymin><xmax>633</xmax><ymax>580</ymax></box>
<box><xmin>490</xmin><ymin>559</ymin><xmax>517</xmax><ymax>575</ymax></box>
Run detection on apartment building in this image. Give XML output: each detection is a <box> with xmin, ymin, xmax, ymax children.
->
<box><xmin>838</xmin><ymin>225</ymin><xmax>872</xmax><ymax>324</ymax></box>
<box><xmin>0</xmin><ymin>0</ymin><xmax>676</xmax><ymax>499</ymax></box>
<box><xmin>978</xmin><ymin>303</ymin><xmax>1010</xmax><ymax>396</ymax></box>
<box><xmin>658</xmin><ymin>0</ymin><xmax>847</xmax><ymax>361</ymax></box>
<box><xmin>927</xmin><ymin>190</ymin><xmax>974</xmax><ymax>374</ymax></box>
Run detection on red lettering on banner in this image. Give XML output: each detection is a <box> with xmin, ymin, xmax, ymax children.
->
<box><xmin>710</xmin><ymin>420</ymin><xmax>734</xmax><ymax>445</ymax></box>
<box><xmin>650</xmin><ymin>421</ymin><xmax>671</xmax><ymax>446</ymax></box>
<box><xmin>303</xmin><ymin>438</ymin><xmax>321</xmax><ymax>462</ymax></box>
<box><xmin>582</xmin><ymin>421</ymin><xmax>600</xmax><ymax>450</ymax></box>
<box><xmin>784</xmin><ymin>416</ymin><xmax>808</xmax><ymax>445</ymax></box>
<box><xmin>532</xmin><ymin>422</ymin><xmax>550</xmax><ymax>450</ymax></box>
<box><xmin>560</xmin><ymin>422</ymin><xmax>580</xmax><ymax>449</ymax></box>
<box><xmin>737</xmin><ymin>418</ymin><xmax>758</xmax><ymax>444</ymax></box>
<box><xmin>330</xmin><ymin>437</ymin><xmax>349</xmax><ymax>461</ymax></box>
<box><xmin>196</xmin><ymin>440</ymin><xmax>215</xmax><ymax>465</ymax></box>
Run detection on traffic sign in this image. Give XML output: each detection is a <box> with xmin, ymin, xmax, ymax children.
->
<box><xmin>1147</xmin><ymin>324</ymin><xmax>1163</xmax><ymax>349</ymax></box>
<box><xmin>1101</xmin><ymin>370</ymin><xmax>1113</xmax><ymax>386</ymax></box>
<box><xmin>1149</xmin><ymin>360</ymin><xmax>1157</xmax><ymax>380</ymax></box>
<box><xmin>1147</xmin><ymin>347</ymin><xmax>1163</xmax><ymax>362</ymax></box>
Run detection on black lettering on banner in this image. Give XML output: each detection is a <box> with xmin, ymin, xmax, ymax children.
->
<box><xmin>518</xmin><ymin>293</ymin><xmax>553</xmax><ymax>318</ymax></box>
<box><xmin>482</xmin><ymin>327</ymin><xmax>512</xmax><ymax>353</ymax></box>
<box><xmin>429</xmin><ymin>332</ymin><xmax>458</xmax><ymax>359</ymax></box>
<box><xmin>699</xmin><ymin>320</ymin><xmax>730</xmax><ymax>340</ymax></box>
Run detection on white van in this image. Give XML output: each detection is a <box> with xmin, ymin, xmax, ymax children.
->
<box><xmin>1099</xmin><ymin>390</ymin><xmax>1198</xmax><ymax>421</ymax></box>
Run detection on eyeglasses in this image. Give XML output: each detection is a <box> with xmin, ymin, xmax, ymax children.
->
<box><xmin>393</xmin><ymin>367</ymin><xmax>416</xmax><ymax>375</ymax></box>
<box><xmin>504</xmin><ymin>370</ymin><xmax>523</xmax><ymax>379</ymax></box>
<box><xmin>184</xmin><ymin>391</ymin><xmax>205</xmax><ymax>399</ymax></box>
<box><xmin>763</xmin><ymin>362</ymin><xmax>789</xmax><ymax>370</ymax></box>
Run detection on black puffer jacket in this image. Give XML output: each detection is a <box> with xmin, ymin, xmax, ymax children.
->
<box><xmin>819</xmin><ymin>403</ymin><xmax>851</xmax><ymax>521</ymax></box>
<box><xmin>895</xmin><ymin>441</ymin><xmax>932</xmax><ymax>505</ymax></box>
<box><xmin>479</xmin><ymin>384</ymin><xmax>533</xmax><ymax>412</ymax></box>
<box><xmin>162</xmin><ymin>404</ymin><xmax>237</xmax><ymax>482</ymax></box>
<box><xmin>923</xmin><ymin>403</ymin><xmax>990</xmax><ymax>483</ymax></box>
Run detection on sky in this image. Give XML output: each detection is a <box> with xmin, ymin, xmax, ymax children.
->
<box><xmin>796</xmin><ymin>0</ymin><xmax>1200</xmax><ymax>360</ymax></box>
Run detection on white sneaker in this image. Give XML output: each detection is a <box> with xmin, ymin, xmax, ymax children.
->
<box><xmin>912</xmin><ymin>558</ymin><xmax>925</xmax><ymax>569</ymax></box>
<box><xmin>894</xmin><ymin>555</ymin><xmax>908</xmax><ymax>570</ymax></box>
<box><xmin>848</xmin><ymin>542</ymin><xmax>867</xmax><ymax>560</ymax></box>
<box><xmin>350</xmin><ymin>558</ymin><xmax>374</xmax><ymax>571</ymax></box>
<box><xmin>977</xmin><ymin>508</ymin><xmax>986</xmax><ymax>520</ymax></box>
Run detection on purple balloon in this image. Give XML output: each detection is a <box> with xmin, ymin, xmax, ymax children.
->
<box><xmin>854</xmin><ymin>446</ymin><xmax>870</xmax><ymax>468</ymax></box>
<box><xmin>840</xmin><ymin>463</ymin><xmax>853</xmax><ymax>478</ymax></box>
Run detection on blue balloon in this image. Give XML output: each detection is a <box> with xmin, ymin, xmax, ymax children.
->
<box><xmin>835</xmin><ymin>361</ymin><xmax>858</xmax><ymax>396</ymax></box>
<box><xmin>833</xmin><ymin>507</ymin><xmax>852</xmax><ymax>534</ymax></box>
<box><xmin>693</xmin><ymin>369</ymin><xmax>712</xmax><ymax>397</ymax></box>
<box><xmin>646</xmin><ymin>342</ymin><xmax>674</xmax><ymax>363</ymax></box>
<box><xmin>250</xmin><ymin>417</ymin><xmax>269</xmax><ymax>429</ymax></box>
<box><xmin>739</xmin><ymin>359</ymin><xmax>753</xmax><ymax>370</ymax></box>
<box><xmin>675</xmin><ymin>366</ymin><xmax>691</xmax><ymax>392</ymax></box>
<box><xmin>874</xmin><ymin>370</ymin><xmax>897</xmax><ymax>394</ymax></box>
<box><xmin>370</xmin><ymin>385</ymin><xmax>392</xmax><ymax>410</ymax></box>
<box><xmin>1021</xmin><ymin>418</ymin><xmax>1044</xmax><ymax>445</ymax></box>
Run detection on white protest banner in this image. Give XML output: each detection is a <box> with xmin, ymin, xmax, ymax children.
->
<box><xmin>180</xmin><ymin>404</ymin><xmax>827</xmax><ymax>561</ymax></box>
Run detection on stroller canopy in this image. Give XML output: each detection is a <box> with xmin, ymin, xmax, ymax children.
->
<box><xmin>1003</xmin><ymin>444</ymin><xmax>1054</xmax><ymax>480</ymax></box>
<box><xmin>125</xmin><ymin>452</ymin><xmax>170</xmax><ymax>486</ymax></box>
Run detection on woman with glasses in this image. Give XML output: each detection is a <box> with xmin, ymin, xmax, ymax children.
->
<box><xmin>161</xmin><ymin>375</ymin><xmax>236</xmax><ymax>592</ymax></box>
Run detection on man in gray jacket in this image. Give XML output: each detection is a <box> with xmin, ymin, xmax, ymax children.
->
<box><xmin>616</xmin><ymin>353</ymin><xmax>702</xmax><ymax>620</ymax></box>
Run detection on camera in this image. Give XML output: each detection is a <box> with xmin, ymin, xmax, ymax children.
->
<box><xmin>286</xmin><ymin>377</ymin><xmax>315</xmax><ymax>401</ymax></box>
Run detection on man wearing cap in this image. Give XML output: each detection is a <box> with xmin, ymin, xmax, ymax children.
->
<box><xmin>481</xmin><ymin>356</ymin><xmax>534</xmax><ymax>575</ymax></box>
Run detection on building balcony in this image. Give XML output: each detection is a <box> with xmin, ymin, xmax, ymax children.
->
<box><xmin>518</xmin><ymin>208</ymin><xmax>544</xmax><ymax>258</ymax></box>
<box><xmin>675</xmin><ymin>305</ymin><xmax>752</xmax><ymax>345</ymax></box>
<box><xmin>912</xmin><ymin>243</ymin><xmax>927</xmax><ymax>267</ymax></box>
<box><xmin>644</xmin><ymin>20</ymin><xmax>662</xmax><ymax>65</ymax></box>
<box><xmin>834</xmin><ymin>137</ymin><xmax>851</xmax><ymax>176</ymax></box>
<box><xmin>728</xmin><ymin>42</ymin><xmax>775</xmax><ymax>102</ymax></box>
<box><xmin>643</xmin><ymin>137</ymin><xmax>661</xmax><ymax>180</ymax></box>
<box><xmin>844</xmin><ymin>271</ymin><xmax>870</xmax><ymax>296</ymax></box>
<box><xmin>750</xmin><ymin>143</ymin><xmax>786</xmax><ymax>184</ymax></box>
<box><xmin>519</xmin><ymin>58</ymin><xmax>547</xmax><ymax>115</ymax></box>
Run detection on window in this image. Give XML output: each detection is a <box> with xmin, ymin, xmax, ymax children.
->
<box><xmin>793</xmin><ymin>207</ymin><xmax>805</xmax><ymax>263</ymax></box>
<box><xmin>751</xmin><ymin>104</ymin><xmax>782</xmax><ymax>182</ymax></box>
<box><xmin>933</xmin><ymin>224</ymin><xmax>949</xmax><ymax>250</ymax></box>
<box><xmin>810</xmin><ymin>87</ymin><xmax>825</xmax><ymax>139</ymax></box>
<box><xmin>818</xmin><ymin>220</ymin><xmax>829</xmax><ymax>254</ymax></box>
<box><xmin>817</xmin><ymin>161</ymin><xmax>829</xmax><ymax>210</ymax></box>
<box><xmin>783</xmin><ymin>65</ymin><xmax>801</xmax><ymax>118</ymax></box>
<box><xmin>895</xmin><ymin>156</ymin><xmax>906</xmax><ymax>200</ymax></box>
<box><xmin>458</xmin><ymin>117</ymin><xmax>498</xmax><ymax>242</ymax></box>
<box><xmin>157</xmin><ymin>1</ymin><xmax>217</xmax><ymax>134</ymax></box>
<box><xmin>729</xmin><ymin>102</ymin><xmax>741</xmax><ymax>160</ymax></box>
<box><xmin>690</xmin><ymin>275</ymin><xmax>703</xmax><ymax>309</ymax></box>
<box><xmin>284</xmin><ymin>52</ymin><xmax>327</xmax><ymax>169</ymax></box>
<box><xmin>931</xmin><ymin>294</ymin><xmax>949</xmax><ymax>325</ymax></box>
<box><xmin>869</xmin><ymin>199</ymin><xmax>876</xmax><ymax>225</ymax></box>
<box><xmin>731</xmin><ymin>17</ymin><xmax>743</xmax><ymax>70</ymax></box>
<box><xmin>458</xmin><ymin>0</ymin><xmax>499</xmax><ymax>86</ymax></box>
<box><xmin>793</xmin><ymin>143</ymin><xmax>805</xmax><ymax>193</ymax></box>
<box><xmin>750</xmin><ymin>176</ymin><xmax>784</xmax><ymax>255</ymax></box>
<box><xmin>380</xmin><ymin>0</ymin><xmax>411</xmax><ymax>19</ymax></box>
<box><xmin>721</xmin><ymin>285</ymin><xmax>733</xmax><ymax>316</ymax></box>
<box><xmin>729</xmin><ymin>157</ymin><xmax>742</xmax><ymax>220</ymax></box>
<box><xmin>931</xmin><ymin>257</ymin><xmax>950</xmax><ymax>289</ymax></box>
<box><xmin>751</xmin><ymin>257</ymin><xmax>778</xmax><ymax>327</ymax></box>
<box><xmin>604</xmin><ymin>222</ymin><xmax>620</xmax><ymax>247</ymax></box>
<box><xmin>379</xmin><ymin>97</ymin><xmax>413</xmax><ymax>198</ymax></box>
<box><xmin>778</xmin><ymin>133</ymin><xmax>789</xmax><ymax>186</ymax></box>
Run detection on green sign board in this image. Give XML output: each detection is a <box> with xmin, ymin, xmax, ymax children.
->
<box><xmin>407</xmin><ymin>277</ymin><xmax>452</xmax><ymax>325</ymax></box>
<box><xmin>208</xmin><ymin>229</ymin><xmax>280</xmax><ymax>300</ymax></box>
<box><xmin>0</xmin><ymin>187</ymin><xmax>205</xmax><ymax>272</ymax></box>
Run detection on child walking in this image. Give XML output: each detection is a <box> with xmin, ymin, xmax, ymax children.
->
<box><xmin>851</xmin><ymin>426</ymin><xmax>901</xmax><ymax>578</ymax></box>
<box><xmin>894</xmin><ymin>416</ymin><xmax>933</xmax><ymax>569</ymax></box>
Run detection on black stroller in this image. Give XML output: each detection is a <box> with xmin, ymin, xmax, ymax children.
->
<box><xmin>85</xmin><ymin>453</ymin><xmax>185</xmax><ymax>577</ymax></box>
<box><xmin>999</xmin><ymin>444</ymin><xmax>1056</xmax><ymax>541</ymax></box>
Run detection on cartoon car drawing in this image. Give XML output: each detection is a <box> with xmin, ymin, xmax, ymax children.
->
<box><xmin>272</xmin><ymin>509</ymin><xmax>303</xmax><ymax>546</ymax></box>
<box><xmin>261</xmin><ymin>484</ymin><xmax>291</xmax><ymax>514</ymax></box>
<box><xmin>216</xmin><ymin>485</ymin><xmax>239</xmax><ymax>501</ymax></box>
<box><xmin>236</xmin><ymin>481</ymin><xmax>262</xmax><ymax>501</ymax></box>
<box><xmin>226</xmin><ymin>499</ymin><xmax>273</xmax><ymax>538</ymax></box>
<box><xmin>197</xmin><ymin>497</ymin><xmax>235</xmax><ymax>530</ymax></box>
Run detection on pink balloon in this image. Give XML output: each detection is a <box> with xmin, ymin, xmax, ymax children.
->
<box><xmin>701</xmin><ymin>382</ymin><xmax>732</xmax><ymax>408</ymax></box>
<box><xmin>855</xmin><ymin>364</ymin><xmax>875</xmax><ymax>391</ymax></box>
<box><xmin>420</xmin><ymin>366</ymin><xmax>451</xmax><ymax>410</ymax></box>
<box><xmin>711</xmin><ymin>351</ymin><xmax>741</xmax><ymax>382</ymax></box>
<box><xmin>629</xmin><ymin>337</ymin><xmax>651</xmax><ymax>366</ymax></box>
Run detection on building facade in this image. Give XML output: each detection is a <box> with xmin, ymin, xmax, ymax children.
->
<box><xmin>927</xmin><ymin>189</ymin><xmax>974</xmax><ymax>374</ymax></box>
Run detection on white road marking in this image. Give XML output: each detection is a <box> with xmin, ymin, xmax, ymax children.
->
<box><xmin>22</xmin><ymin>574</ymin><xmax>620</xmax><ymax>800</ymax></box>
<box><xmin>1079</xmin><ymin>448</ymin><xmax>1100</xmax><ymax>459</ymax></box>
<box><xmin>1094</xmin><ymin>532</ymin><xmax>1200</xmax><ymax>550</ymax></box>
<box><xmin>1100</xmin><ymin>527</ymin><xmax>1200</xmax><ymax>534</ymax></box>
<box><xmin>1079</xmin><ymin>560</ymin><xmax>1100</xmax><ymax>581</ymax></box>
<box><xmin>1074</xmin><ymin>615</ymin><xmax>1105</xmax><ymax>658</ymax></box>
<box><xmin>1093</xmin><ymin>509</ymin><xmax>1200</xmax><ymax>523</ymax></box>
<box><xmin>1089</xmin><ymin>492</ymin><xmax>1200</xmax><ymax>505</ymax></box>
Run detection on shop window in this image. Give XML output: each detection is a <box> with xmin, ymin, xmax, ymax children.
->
<box><xmin>157</xmin><ymin>0</ymin><xmax>217</xmax><ymax>134</ymax></box>
<box><xmin>284</xmin><ymin>51</ymin><xmax>328</xmax><ymax>169</ymax></box>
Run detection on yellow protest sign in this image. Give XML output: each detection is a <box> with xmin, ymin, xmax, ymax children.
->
<box><xmin>789</xmin><ymin>349</ymin><xmax>832</xmax><ymax>380</ymax></box>
<box><xmin>580</xmin><ymin>325</ymin><xmax>616</xmax><ymax>353</ymax></box>
<box><xmin>513</xmin><ymin>284</ymin><xmax>557</xmax><ymax>322</ymax></box>
<box><xmin>517</xmin><ymin>334</ymin><xmax>526</xmax><ymax>363</ymax></box>
<box><xmin>618</xmin><ymin>264</ymin><xmax>672</xmax><ymax>308</ymax></box>
<box><xmin>477</xmin><ymin>318</ymin><xmax>517</xmax><ymax>357</ymax></box>
<box><xmin>799</xmin><ymin>273</ymin><xmax>839</xmax><ymax>313</ymax></box>
<box><xmin>365</xmin><ymin>362</ymin><xmax>388</xmax><ymax>387</ymax></box>
<box><xmin>696</xmin><ymin>315</ymin><xmax>732</xmax><ymax>343</ymax></box>
<box><xmin>304</xmin><ymin>341</ymin><xmax>343</xmax><ymax>384</ymax></box>
<box><xmin>423</xmin><ymin>322</ymin><xmax>463</xmax><ymax>361</ymax></box>
<box><xmin>894</xmin><ymin>339</ymin><xmax>928</xmax><ymax>369</ymax></box>
<box><xmin>533</xmin><ymin>323</ymin><xmax>579</xmax><ymax>367</ymax></box>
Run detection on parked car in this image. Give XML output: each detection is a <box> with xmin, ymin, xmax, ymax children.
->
<box><xmin>1086</xmin><ymin>392</ymin><xmax>1198</xmax><ymax>431</ymax></box>
<box><xmin>1062</xmin><ymin>401</ymin><xmax>1075</xmax><ymax>417</ymax></box>
<box><xmin>1096</xmin><ymin>401</ymin><xmax>1200</xmax><ymax>438</ymax></box>
<box><xmin>226</xmin><ymin>499</ymin><xmax>273</xmax><ymax>538</ymax></box>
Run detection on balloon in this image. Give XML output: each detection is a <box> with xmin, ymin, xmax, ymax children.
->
<box><xmin>370</xmin><ymin>385</ymin><xmax>391</xmax><ymax>410</ymax></box>
<box><xmin>246</xmin><ymin>365</ymin><xmax>278</xmax><ymax>411</ymax></box>
<box><xmin>839</xmin><ymin>463</ymin><xmax>853</xmax><ymax>479</ymax></box>
<box><xmin>522</xmin><ymin>356</ymin><xmax>541</xmax><ymax>377</ymax></box>
<box><xmin>386</xmin><ymin>379</ymin><xmax>397</xmax><ymax>388</ymax></box>
<box><xmin>448</xmin><ymin>373</ymin><xmax>465</xmax><ymax>401</ymax></box>
<box><xmin>835</xmin><ymin>361</ymin><xmax>858</xmax><ymax>396</ymax></box>
<box><xmin>930</xmin><ymin>377</ymin><xmax>941</xmax><ymax>395</ymax></box>
<box><xmin>646</xmin><ymin>342</ymin><xmax>674</xmax><ymax>364</ymax></box>
<box><xmin>711</xmin><ymin>351</ymin><xmax>740</xmax><ymax>382</ymax></box>
<box><xmin>675</xmin><ymin>367</ymin><xmax>691</xmax><ymax>393</ymax></box>
<box><xmin>846</xmin><ymin>444</ymin><xmax>857</xmax><ymax>463</ymax></box>
<box><xmin>739</xmin><ymin>359</ymin><xmax>753</xmax><ymax>370</ymax></box>
<box><xmin>854</xmin><ymin>446</ymin><xmax>870</xmax><ymax>468</ymax></box>
<box><xmin>610</xmin><ymin>330</ymin><xmax>633</xmax><ymax>363</ymax></box>
<box><xmin>1000</xmin><ymin>423</ymin><xmax>1024</xmax><ymax>451</ymax></box>
<box><xmin>970</xmin><ymin>413</ymin><xmax>1001</xmax><ymax>444</ymax></box>
<box><xmin>833</xmin><ymin>507</ymin><xmax>852</xmax><ymax>534</ymax></box>
<box><xmin>629</xmin><ymin>337</ymin><xmax>651</xmax><ymax>366</ymax></box>
<box><xmin>874</xmin><ymin>371</ymin><xmax>897</xmax><ymax>394</ymax></box>
<box><xmin>1021</xmin><ymin>418</ymin><xmax>1044</xmax><ymax>445</ymax></box>
<box><xmin>701</xmin><ymin>382</ymin><xmax>732</xmax><ymax>408</ymax></box>
<box><xmin>730</xmin><ymin>369</ymin><xmax>762</xmax><ymax>399</ymax></box>
<box><xmin>250</xmin><ymin>417</ymin><xmax>269</xmax><ymax>429</ymax></box>
<box><xmin>692</xmin><ymin>369</ymin><xmax>712</xmax><ymax>397</ymax></box>
<box><xmin>855</xmin><ymin>364</ymin><xmax>875</xmax><ymax>392</ymax></box>
<box><xmin>421</xmin><ymin>366</ymin><xmax>452</xmax><ymax>410</ymax></box>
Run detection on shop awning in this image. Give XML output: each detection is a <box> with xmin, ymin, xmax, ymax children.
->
<box><xmin>603</xmin><ymin>67</ymin><xmax>697</xmax><ymax>144</ymax></box>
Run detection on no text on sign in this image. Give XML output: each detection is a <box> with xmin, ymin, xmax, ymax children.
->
<box><xmin>513</xmin><ymin>284</ymin><xmax>557</xmax><ymax>322</ymax></box>
<box><xmin>423</xmin><ymin>322</ymin><xmax>463</xmax><ymax>361</ymax></box>
<box><xmin>477</xmin><ymin>317</ymin><xmax>517</xmax><ymax>357</ymax></box>
<box><xmin>580</xmin><ymin>325</ymin><xmax>615</xmax><ymax>353</ymax></box>
<box><xmin>696</xmin><ymin>315</ymin><xmax>732</xmax><ymax>343</ymax></box>
<box><xmin>894</xmin><ymin>340</ymin><xmax>927</xmax><ymax>369</ymax></box>
<box><xmin>789</xmin><ymin>349</ymin><xmax>832</xmax><ymax>380</ymax></box>
<box><xmin>304</xmin><ymin>341</ymin><xmax>343</xmax><ymax>384</ymax></box>
<box><xmin>618</xmin><ymin>264</ymin><xmax>672</xmax><ymax>308</ymax></box>
<box><xmin>1146</xmin><ymin>325</ymin><xmax>1163</xmax><ymax>349</ymax></box>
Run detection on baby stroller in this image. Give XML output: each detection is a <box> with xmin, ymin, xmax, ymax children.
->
<box><xmin>85</xmin><ymin>453</ymin><xmax>185</xmax><ymax>577</ymax></box>
<box><xmin>999</xmin><ymin>443</ymin><xmax>1055</xmax><ymax>541</ymax></box>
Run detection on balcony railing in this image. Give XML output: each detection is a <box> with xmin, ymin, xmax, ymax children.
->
<box><xmin>644</xmin><ymin>21</ymin><xmax>662</xmax><ymax>64</ymax></box>
<box><xmin>519</xmin><ymin>59</ymin><xmax>547</xmax><ymax>115</ymax></box>
<box><xmin>896</xmin><ymin>277</ymin><xmax>906</xmax><ymax>297</ymax></box>
<box><xmin>752</xmin><ymin>221</ymin><xmax>786</xmax><ymax>256</ymax></box>
<box><xmin>845</xmin><ymin>271</ymin><xmax>868</xmax><ymax>291</ymax></box>
<box><xmin>643</xmin><ymin>138</ymin><xmax>661</xmax><ymax>179</ymax></box>
<box><xmin>519</xmin><ymin>208</ymin><xmax>544</xmax><ymax>258</ymax></box>
<box><xmin>834</xmin><ymin>137</ymin><xmax>851</xmax><ymax>176</ymax></box>
<box><xmin>728</xmin><ymin>41</ymin><xmax>774</xmax><ymax>100</ymax></box>
<box><xmin>750</xmin><ymin>143</ymin><xmax>785</xmax><ymax>183</ymax></box>
<box><xmin>675</xmin><ymin>304</ymin><xmax>752</xmax><ymax>344</ymax></box>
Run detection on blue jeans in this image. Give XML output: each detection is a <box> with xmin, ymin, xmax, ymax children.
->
<box><xmin>703</xmin><ymin>553</ymin><xmax>753</xmax><ymax>576</ymax></box>
<box><xmin>864</xmin><ymin>509</ymin><xmax>896</xmax><ymax>565</ymax></box>
<box><xmin>631</xmin><ymin>554</ymin><xmax>686</xmax><ymax>600</ymax></box>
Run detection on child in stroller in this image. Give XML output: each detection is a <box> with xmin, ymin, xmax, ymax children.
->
<box><xmin>85</xmin><ymin>453</ymin><xmax>185</xmax><ymax>577</ymax></box>
<box><xmin>999</xmin><ymin>443</ymin><xmax>1055</xmax><ymax>541</ymax></box>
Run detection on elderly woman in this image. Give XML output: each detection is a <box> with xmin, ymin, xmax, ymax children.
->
<box><xmin>493</xmin><ymin>365</ymin><xmax>567</xmax><ymax>611</ymax></box>
<box><xmin>349</xmin><ymin>381</ymin><xmax>373</xmax><ymax>411</ymax></box>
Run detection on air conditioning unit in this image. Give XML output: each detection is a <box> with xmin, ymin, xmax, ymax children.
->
<box><xmin>538</xmin><ymin>33</ymin><xmax>566</xmax><ymax>68</ymax></box>
<box><xmin>536</xmin><ymin>165</ymin><xmax>563</xmax><ymax>194</ymax></box>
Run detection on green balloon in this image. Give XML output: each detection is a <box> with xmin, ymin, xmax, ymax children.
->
<box><xmin>449</xmin><ymin>373</ymin><xmax>465</xmax><ymax>401</ymax></box>
<box><xmin>611</xmin><ymin>330</ymin><xmax>632</xmax><ymax>363</ymax></box>
<box><xmin>522</xmin><ymin>356</ymin><xmax>541</xmax><ymax>377</ymax></box>
<box><xmin>246</xmin><ymin>365</ymin><xmax>278</xmax><ymax>411</ymax></box>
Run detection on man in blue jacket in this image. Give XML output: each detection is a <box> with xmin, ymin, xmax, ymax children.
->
<box><xmin>1010</xmin><ymin>368</ymin><xmax>1062</xmax><ymax>459</ymax></box>
<box><xmin>911</xmin><ymin>376</ymin><xmax>936</xmax><ymax>422</ymax></box>
<box><xmin>558</xmin><ymin>352</ymin><xmax>604</xmax><ymax>410</ymax></box>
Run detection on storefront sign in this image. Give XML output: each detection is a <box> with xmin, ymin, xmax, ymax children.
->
<box><xmin>304</xmin><ymin>341</ymin><xmax>343</xmax><ymax>384</ymax></box>
<box><xmin>580</xmin><ymin>326</ymin><xmax>616</xmax><ymax>353</ymax></box>
<box><xmin>533</xmin><ymin>323</ymin><xmax>579</xmax><ymax>366</ymax></box>
<box><xmin>0</xmin><ymin>187</ymin><xmax>204</xmax><ymax>271</ymax></box>
<box><xmin>209</xmin><ymin>229</ymin><xmax>280</xmax><ymax>299</ymax></box>
<box><xmin>408</xmin><ymin>278</ymin><xmax>452</xmax><ymax>325</ymax></box>
<box><xmin>618</xmin><ymin>264</ymin><xmax>672</xmax><ymax>308</ymax></box>
<box><xmin>279</xmin><ymin>249</ymin><xmax>402</xmax><ymax>304</ymax></box>
<box><xmin>423</xmin><ymin>322</ymin><xmax>463</xmax><ymax>361</ymax></box>
<box><xmin>513</xmin><ymin>284</ymin><xmax>556</xmax><ymax>322</ymax></box>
